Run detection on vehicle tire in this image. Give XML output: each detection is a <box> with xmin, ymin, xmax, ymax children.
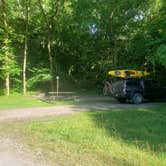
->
<box><xmin>132</xmin><ymin>93</ymin><xmax>143</xmax><ymax>104</ymax></box>
<box><xmin>117</xmin><ymin>98</ymin><xmax>126</xmax><ymax>103</ymax></box>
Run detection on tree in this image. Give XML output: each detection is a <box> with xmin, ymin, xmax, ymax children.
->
<box><xmin>19</xmin><ymin>0</ymin><xmax>31</xmax><ymax>95</ymax></box>
<box><xmin>0</xmin><ymin>0</ymin><xmax>165</xmax><ymax>93</ymax></box>
<box><xmin>0</xmin><ymin>0</ymin><xmax>12</xmax><ymax>95</ymax></box>
<box><xmin>38</xmin><ymin>0</ymin><xmax>66</xmax><ymax>91</ymax></box>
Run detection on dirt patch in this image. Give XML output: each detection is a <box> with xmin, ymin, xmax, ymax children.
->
<box><xmin>0</xmin><ymin>137</ymin><xmax>53</xmax><ymax>166</ymax></box>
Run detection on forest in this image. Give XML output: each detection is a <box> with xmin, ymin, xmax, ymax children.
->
<box><xmin>0</xmin><ymin>0</ymin><xmax>166</xmax><ymax>95</ymax></box>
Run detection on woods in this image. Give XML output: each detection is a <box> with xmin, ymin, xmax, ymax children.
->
<box><xmin>0</xmin><ymin>0</ymin><xmax>166</xmax><ymax>95</ymax></box>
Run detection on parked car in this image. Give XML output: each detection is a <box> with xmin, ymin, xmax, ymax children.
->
<box><xmin>111</xmin><ymin>78</ymin><xmax>166</xmax><ymax>104</ymax></box>
<box><xmin>103</xmin><ymin>70</ymin><xmax>166</xmax><ymax>104</ymax></box>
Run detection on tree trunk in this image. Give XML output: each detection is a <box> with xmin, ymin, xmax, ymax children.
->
<box><xmin>1</xmin><ymin>0</ymin><xmax>10</xmax><ymax>96</ymax></box>
<box><xmin>23</xmin><ymin>35</ymin><xmax>27</xmax><ymax>95</ymax></box>
<box><xmin>38</xmin><ymin>0</ymin><xmax>54</xmax><ymax>91</ymax></box>
<box><xmin>23</xmin><ymin>0</ymin><xmax>30</xmax><ymax>95</ymax></box>
<box><xmin>47</xmin><ymin>34</ymin><xmax>54</xmax><ymax>91</ymax></box>
<box><xmin>6</xmin><ymin>74</ymin><xmax>10</xmax><ymax>96</ymax></box>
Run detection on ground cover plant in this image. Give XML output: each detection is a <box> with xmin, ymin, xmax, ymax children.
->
<box><xmin>13</xmin><ymin>104</ymin><xmax>166</xmax><ymax>166</ymax></box>
<box><xmin>0</xmin><ymin>95</ymin><xmax>50</xmax><ymax>109</ymax></box>
<box><xmin>0</xmin><ymin>95</ymin><xmax>78</xmax><ymax>109</ymax></box>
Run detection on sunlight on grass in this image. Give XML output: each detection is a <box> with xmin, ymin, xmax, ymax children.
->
<box><xmin>0</xmin><ymin>95</ymin><xmax>78</xmax><ymax>109</ymax></box>
<box><xmin>0</xmin><ymin>95</ymin><xmax>51</xmax><ymax>109</ymax></box>
<box><xmin>18</xmin><ymin>104</ymin><xmax>166</xmax><ymax>166</ymax></box>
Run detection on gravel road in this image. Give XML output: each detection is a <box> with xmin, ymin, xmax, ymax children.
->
<box><xmin>0</xmin><ymin>101</ymin><xmax>161</xmax><ymax>122</ymax></box>
<box><xmin>0</xmin><ymin>138</ymin><xmax>51</xmax><ymax>166</ymax></box>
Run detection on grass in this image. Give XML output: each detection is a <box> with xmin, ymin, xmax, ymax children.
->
<box><xmin>6</xmin><ymin>104</ymin><xmax>166</xmax><ymax>166</ymax></box>
<box><xmin>0</xmin><ymin>95</ymin><xmax>53</xmax><ymax>109</ymax></box>
<box><xmin>0</xmin><ymin>93</ymin><xmax>109</xmax><ymax>109</ymax></box>
<box><xmin>0</xmin><ymin>95</ymin><xmax>77</xmax><ymax>109</ymax></box>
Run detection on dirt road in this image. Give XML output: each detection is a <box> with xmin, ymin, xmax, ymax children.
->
<box><xmin>0</xmin><ymin>102</ymin><xmax>160</xmax><ymax>122</ymax></box>
<box><xmin>0</xmin><ymin>138</ymin><xmax>51</xmax><ymax>166</ymax></box>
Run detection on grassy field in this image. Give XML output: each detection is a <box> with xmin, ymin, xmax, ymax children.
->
<box><xmin>0</xmin><ymin>95</ymin><xmax>77</xmax><ymax>109</ymax></box>
<box><xmin>8</xmin><ymin>104</ymin><xmax>165</xmax><ymax>166</ymax></box>
<box><xmin>0</xmin><ymin>95</ymin><xmax>50</xmax><ymax>109</ymax></box>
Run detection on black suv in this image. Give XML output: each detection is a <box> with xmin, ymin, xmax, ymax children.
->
<box><xmin>111</xmin><ymin>78</ymin><xmax>166</xmax><ymax>104</ymax></box>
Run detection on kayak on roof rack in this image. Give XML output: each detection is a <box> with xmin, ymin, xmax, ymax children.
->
<box><xmin>108</xmin><ymin>70</ymin><xmax>150</xmax><ymax>79</ymax></box>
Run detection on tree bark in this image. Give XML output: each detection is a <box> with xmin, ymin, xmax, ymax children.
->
<box><xmin>1</xmin><ymin>0</ymin><xmax>10</xmax><ymax>96</ymax></box>
<box><xmin>47</xmin><ymin>34</ymin><xmax>54</xmax><ymax>91</ymax></box>
<box><xmin>23</xmin><ymin>29</ymin><xmax>28</xmax><ymax>95</ymax></box>
<box><xmin>23</xmin><ymin>0</ymin><xmax>30</xmax><ymax>95</ymax></box>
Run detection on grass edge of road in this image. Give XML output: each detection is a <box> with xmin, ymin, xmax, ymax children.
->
<box><xmin>0</xmin><ymin>95</ymin><xmax>80</xmax><ymax>109</ymax></box>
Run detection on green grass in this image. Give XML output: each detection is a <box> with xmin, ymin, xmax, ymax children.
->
<box><xmin>11</xmin><ymin>104</ymin><xmax>166</xmax><ymax>166</ymax></box>
<box><xmin>0</xmin><ymin>93</ymin><xmax>109</xmax><ymax>109</ymax></box>
<box><xmin>0</xmin><ymin>95</ymin><xmax>52</xmax><ymax>109</ymax></box>
<box><xmin>0</xmin><ymin>95</ymin><xmax>76</xmax><ymax>109</ymax></box>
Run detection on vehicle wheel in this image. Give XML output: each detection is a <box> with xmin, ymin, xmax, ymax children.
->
<box><xmin>132</xmin><ymin>93</ymin><xmax>143</xmax><ymax>104</ymax></box>
<box><xmin>117</xmin><ymin>98</ymin><xmax>126</xmax><ymax>103</ymax></box>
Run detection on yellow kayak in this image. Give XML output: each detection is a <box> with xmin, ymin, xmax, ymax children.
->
<box><xmin>108</xmin><ymin>70</ymin><xmax>150</xmax><ymax>78</ymax></box>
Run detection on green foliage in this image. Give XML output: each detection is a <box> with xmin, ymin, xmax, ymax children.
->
<box><xmin>0</xmin><ymin>0</ymin><xmax>166</xmax><ymax>92</ymax></box>
<box><xmin>27</xmin><ymin>68</ymin><xmax>52</xmax><ymax>89</ymax></box>
<box><xmin>0</xmin><ymin>38</ymin><xmax>21</xmax><ymax>92</ymax></box>
<box><xmin>156</xmin><ymin>45</ymin><xmax>166</xmax><ymax>67</ymax></box>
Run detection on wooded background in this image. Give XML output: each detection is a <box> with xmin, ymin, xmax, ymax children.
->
<box><xmin>0</xmin><ymin>0</ymin><xmax>166</xmax><ymax>95</ymax></box>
